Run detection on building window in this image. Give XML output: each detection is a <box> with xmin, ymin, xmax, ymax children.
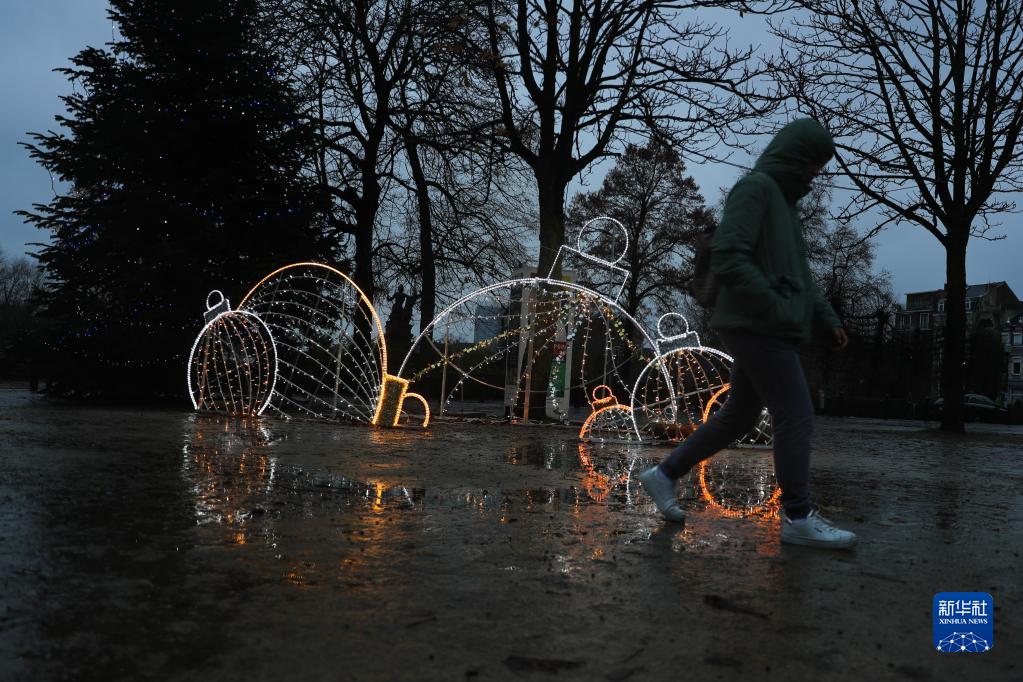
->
<box><xmin>966</xmin><ymin>299</ymin><xmax>974</xmax><ymax>311</ymax></box>
<box><xmin>898</xmin><ymin>314</ymin><xmax>908</xmax><ymax>329</ymax></box>
<box><xmin>1014</xmin><ymin>358</ymin><xmax>1022</xmax><ymax>376</ymax></box>
<box><xmin>1015</xmin><ymin>331</ymin><xmax>1023</xmax><ymax>345</ymax></box>
<box><xmin>938</xmin><ymin>299</ymin><xmax>945</xmax><ymax>312</ymax></box>
<box><xmin>920</xmin><ymin>313</ymin><xmax>930</xmax><ymax>330</ymax></box>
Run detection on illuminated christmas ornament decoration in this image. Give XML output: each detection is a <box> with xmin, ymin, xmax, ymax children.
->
<box><xmin>630</xmin><ymin>313</ymin><xmax>772</xmax><ymax>446</ymax></box>
<box><xmin>579</xmin><ymin>385</ymin><xmax>638</xmax><ymax>443</ymax></box>
<box><xmin>187</xmin><ymin>290</ymin><xmax>278</xmax><ymax>416</ymax></box>
<box><xmin>237</xmin><ymin>262</ymin><xmax>386</xmax><ymax>422</ymax></box>
<box><xmin>574</xmin><ymin>441</ymin><xmax>641</xmax><ymax>505</ymax></box>
<box><xmin>397</xmin><ymin>216</ymin><xmax>674</xmax><ymax>425</ymax></box>
<box><xmin>187</xmin><ymin>263</ymin><xmax>427</xmax><ymax>426</ymax></box>
<box><xmin>183</xmin><ymin>221</ymin><xmax>770</xmax><ymax>451</ymax></box>
<box><xmin>397</xmin><ymin>278</ymin><xmax>671</xmax><ymax>425</ymax></box>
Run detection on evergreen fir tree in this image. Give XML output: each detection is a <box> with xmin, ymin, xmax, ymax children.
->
<box><xmin>19</xmin><ymin>0</ymin><xmax>327</xmax><ymax>398</ymax></box>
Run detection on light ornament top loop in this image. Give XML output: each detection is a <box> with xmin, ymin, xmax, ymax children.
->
<box><xmin>204</xmin><ymin>289</ymin><xmax>231</xmax><ymax>323</ymax></box>
<box><xmin>655</xmin><ymin>312</ymin><xmax>701</xmax><ymax>352</ymax></box>
<box><xmin>547</xmin><ymin>216</ymin><xmax>632</xmax><ymax>303</ymax></box>
<box><xmin>591</xmin><ymin>384</ymin><xmax>618</xmax><ymax>407</ymax></box>
<box><xmin>576</xmin><ymin>216</ymin><xmax>629</xmax><ymax>266</ymax></box>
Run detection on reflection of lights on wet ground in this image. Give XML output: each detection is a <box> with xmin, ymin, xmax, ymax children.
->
<box><xmin>697</xmin><ymin>451</ymin><xmax>781</xmax><ymax>519</ymax></box>
<box><xmin>576</xmin><ymin>441</ymin><xmax>781</xmax><ymax>520</ymax></box>
<box><xmin>181</xmin><ymin>413</ymin><xmax>781</xmax><ymax>601</ymax></box>
<box><xmin>506</xmin><ymin>443</ymin><xmax>564</xmax><ymax>469</ymax></box>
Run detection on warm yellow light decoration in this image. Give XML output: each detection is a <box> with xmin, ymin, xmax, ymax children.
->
<box><xmin>371</xmin><ymin>373</ymin><xmax>429</xmax><ymax>428</ymax></box>
<box><xmin>575</xmin><ymin>443</ymin><xmax>613</xmax><ymax>504</ymax></box>
<box><xmin>401</xmin><ymin>392</ymin><xmax>431</xmax><ymax>428</ymax></box>
<box><xmin>371</xmin><ymin>373</ymin><xmax>408</xmax><ymax>426</ymax></box>
<box><xmin>238</xmin><ymin>262</ymin><xmax>391</xmax><ymax>424</ymax></box>
<box><xmin>579</xmin><ymin>385</ymin><xmax>636</xmax><ymax>443</ymax></box>
<box><xmin>590</xmin><ymin>384</ymin><xmax>617</xmax><ymax>408</ymax></box>
<box><xmin>702</xmin><ymin>384</ymin><xmax>731</xmax><ymax>424</ymax></box>
<box><xmin>691</xmin><ymin>382</ymin><xmax>780</xmax><ymax>517</ymax></box>
<box><xmin>190</xmin><ymin>262</ymin><xmax>415</xmax><ymax>427</ymax></box>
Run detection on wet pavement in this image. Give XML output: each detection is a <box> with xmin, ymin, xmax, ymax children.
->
<box><xmin>1</xmin><ymin>385</ymin><xmax>1021</xmax><ymax>681</ymax></box>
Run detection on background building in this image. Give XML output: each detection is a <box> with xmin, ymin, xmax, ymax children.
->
<box><xmin>894</xmin><ymin>281</ymin><xmax>1020</xmax><ymax>401</ymax></box>
<box><xmin>1003</xmin><ymin>312</ymin><xmax>1023</xmax><ymax>404</ymax></box>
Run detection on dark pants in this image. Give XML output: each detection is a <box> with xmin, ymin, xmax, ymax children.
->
<box><xmin>659</xmin><ymin>329</ymin><xmax>813</xmax><ymax>517</ymax></box>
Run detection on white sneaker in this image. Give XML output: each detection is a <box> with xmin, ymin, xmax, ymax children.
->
<box><xmin>637</xmin><ymin>466</ymin><xmax>685</xmax><ymax>522</ymax></box>
<box><xmin>781</xmin><ymin>508</ymin><xmax>857</xmax><ymax>549</ymax></box>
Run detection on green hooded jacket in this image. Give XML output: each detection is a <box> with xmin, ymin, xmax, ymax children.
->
<box><xmin>709</xmin><ymin>118</ymin><xmax>842</xmax><ymax>343</ymax></box>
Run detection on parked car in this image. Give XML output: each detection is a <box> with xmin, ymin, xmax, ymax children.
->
<box><xmin>931</xmin><ymin>394</ymin><xmax>1009</xmax><ymax>422</ymax></box>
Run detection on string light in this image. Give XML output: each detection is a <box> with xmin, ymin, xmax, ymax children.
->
<box><xmin>182</xmin><ymin>231</ymin><xmax>768</xmax><ymax>448</ymax></box>
<box><xmin>578</xmin><ymin>386</ymin><xmax>638</xmax><ymax>443</ymax></box>
<box><xmin>237</xmin><ymin>263</ymin><xmax>388</xmax><ymax>423</ymax></box>
<box><xmin>370</xmin><ymin>373</ymin><xmax>429</xmax><ymax>427</ymax></box>
<box><xmin>396</xmin><ymin>278</ymin><xmax>673</xmax><ymax>427</ymax></box>
<box><xmin>187</xmin><ymin>262</ymin><xmax>426</xmax><ymax>427</ymax></box>
<box><xmin>698</xmin><ymin>453</ymin><xmax>782</xmax><ymax>519</ymax></box>
<box><xmin>186</xmin><ymin>298</ymin><xmax>278</xmax><ymax>416</ymax></box>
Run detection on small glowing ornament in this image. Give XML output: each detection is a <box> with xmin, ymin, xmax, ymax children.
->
<box><xmin>579</xmin><ymin>385</ymin><xmax>638</xmax><ymax>444</ymax></box>
<box><xmin>187</xmin><ymin>291</ymin><xmax>278</xmax><ymax>416</ymax></box>
<box><xmin>372</xmin><ymin>374</ymin><xmax>430</xmax><ymax>428</ymax></box>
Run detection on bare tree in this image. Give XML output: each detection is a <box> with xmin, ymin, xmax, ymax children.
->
<box><xmin>774</xmin><ymin>0</ymin><xmax>1023</xmax><ymax>430</ymax></box>
<box><xmin>0</xmin><ymin>251</ymin><xmax>45</xmax><ymax>379</ymax></box>
<box><xmin>799</xmin><ymin>181</ymin><xmax>897</xmax><ymax>338</ymax></box>
<box><xmin>271</xmin><ymin>0</ymin><xmax>424</xmax><ymax>302</ymax></box>
<box><xmin>271</xmin><ymin>0</ymin><xmax>527</xmax><ymax>333</ymax></box>
<box><xmin>0</xmin><ymin>253</ymin><xmax>43</xmax><ymax>311</ymax></box>
<box><xmin>467</xmin><ymin>0</ymin><xmax>780</xmax><ymax>277</ymax></box>
<box><xmin>387</xmin><ymin>41</ymin><xmax>532</xmax><ymax>333</ymax></box>
<box><xmin>377</xmin><ymin>146</ymin><xmax>532</xmax><ymax>334</ymax></box>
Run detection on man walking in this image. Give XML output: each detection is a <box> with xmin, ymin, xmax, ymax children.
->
<box><xmin>638</xmin><ymin>118</ymin><xmax>857</xmax><ymax>549</ymax></box>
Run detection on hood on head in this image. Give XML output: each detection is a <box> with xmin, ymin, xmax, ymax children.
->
<box><xmin>753</xmin><ymin>118</ymin><xmax>835</xmax><ymax>201</ymax></box>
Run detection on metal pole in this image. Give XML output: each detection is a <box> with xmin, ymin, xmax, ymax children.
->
<box><xmin>521</xmin><ymin>294</ymin><xmax>536</xmax><ymax>424</ymax></box>
<box><xmin>439</xmin><ymin>326</ymin><xmax>449</xmax><ymax>416</ymax></box>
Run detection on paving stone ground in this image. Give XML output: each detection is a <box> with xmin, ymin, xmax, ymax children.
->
<box><xmin>1</xmin><ymin>386</ymin><xmax>1021</xmax><ymax>681</ymax></box>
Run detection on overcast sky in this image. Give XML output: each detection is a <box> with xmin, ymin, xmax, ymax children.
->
<box><xmin>2</xmin><ymin>1</ymin><xmax>1020</xmax><ymax>303</ymax></box>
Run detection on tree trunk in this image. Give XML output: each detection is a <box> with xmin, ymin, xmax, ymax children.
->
<box><xmin>940</xmin><ymin>234</ymin><xmax>967</xmax><ymax>432</ymax></box>
<box><xmin>405</xmin><ymin>137</ymin><xmax>436</xmax><ymax>337</ymax></box>
<box><xmin>520</xmin><ymin>169</ymin><xmax>568</xmax><ymax>420</ymax></box>
<box><xmin>353</xmin><ymin>180</ymin><xmax>378</xmax><ymax>358</ymax></box>
<box><xmin>353</xmin><ymin>214</ymin><xmax>374</xmax><ymax>303</ymax></box>
<box><xmin>536</xmin><ymin>171</ymin><xmax>567</xmax><ymax>278</ymax></box>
